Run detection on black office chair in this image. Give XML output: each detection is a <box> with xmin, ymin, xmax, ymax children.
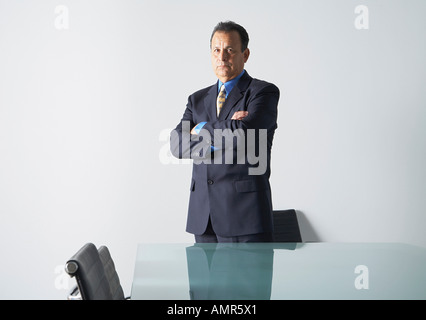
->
<box><xmin>65</xmin><ymin>243</ymin><xmax>126</xmax><ymax>300</ymax></box>
<box><xmin>273</xmin><ymin>209</ymin><xmax>302</xmax><ymax>242</ymax></box>
<box><xmin>98</xmin><ymin>245</ymin><xmax>125</xmax><ymax>300</ymax></box>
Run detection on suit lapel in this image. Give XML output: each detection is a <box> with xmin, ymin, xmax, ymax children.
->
<box><xmin>218</xmin><ymin>71</ymin><xmax>252</xmax><ymax>121</ymax></box>
<box><xmin>204</xmin><ymin>71</ymin><xmax>253</xmax><ymax>121</ymax></box>
<box><xmin>203</xmin><ymin>83</ymin><xmax>219</xmax><ymax>121</ymax></box>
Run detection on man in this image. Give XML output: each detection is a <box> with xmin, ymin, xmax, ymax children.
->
<box><xmin>171</xmin><ymin>21</ymin><xmax>280</xmax><ymax>243</ymax></box>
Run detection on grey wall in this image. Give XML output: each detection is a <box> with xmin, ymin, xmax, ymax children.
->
<box><xmin>0</xmin><ymin>0</ymin><xmax>425</xmax><ymax>299</ymax></box>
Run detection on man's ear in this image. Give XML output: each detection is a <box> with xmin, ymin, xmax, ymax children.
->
<box><xmin>244</xmin><ymin>48</ymin><xmax>250</xmax><ymax>63</ymax></box>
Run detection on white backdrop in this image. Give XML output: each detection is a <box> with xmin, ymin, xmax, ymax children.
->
<box><xmin>0</xmin><ymin>0</ymin><xmax>425</xmax><ymax>299</ymax></box>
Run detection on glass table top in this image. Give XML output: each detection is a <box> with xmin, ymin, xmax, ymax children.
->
<box><xmin>131</xmin><ymin>242</ymin><xmax>426</xmax><ymax>300</ymax></box>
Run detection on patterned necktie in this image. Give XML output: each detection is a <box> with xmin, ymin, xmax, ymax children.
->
<box><xmin>216</xmin><ymin>84</ymin><xmax>226</xmax><ymax>117</ymax></box>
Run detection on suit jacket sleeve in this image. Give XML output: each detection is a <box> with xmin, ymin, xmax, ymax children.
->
<box><xmin>202</xmin><ymin>83</ymin><xmax>279</xmax><ymax>145</ymax></box>
<box><xmin>170</xmin><ymin>95</ymin><xmax>212</xmax><ymax>160</ymax></box>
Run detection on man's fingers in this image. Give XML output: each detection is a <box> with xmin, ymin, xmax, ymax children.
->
<box><xmin>231</xmin><ymin>111</ymin><xmax>249</xmax><ymax>120</ymax></box>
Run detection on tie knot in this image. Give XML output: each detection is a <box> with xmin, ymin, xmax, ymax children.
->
<box><xmin>220</xmin><ymin>84</ymin><xmax>226</xmax><ymax>93</ymax></box>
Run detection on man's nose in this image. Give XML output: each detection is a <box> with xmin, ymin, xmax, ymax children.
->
<box><xmin>219</xmin><ymin>50</ymin><xmax>228</xmax><ymax>61</ymax></box>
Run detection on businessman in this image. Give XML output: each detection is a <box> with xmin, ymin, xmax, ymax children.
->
<box><xmin>171</xmin><ymin>21</ymin><xmax>280</xmax><ymax>243</ymax></box>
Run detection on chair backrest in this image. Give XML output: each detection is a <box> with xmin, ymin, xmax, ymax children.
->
<box><xmin>65</xmin><ymin>243</ymin><xmax>113</xmax><ymax>300</ymax></box>
<box><xmin>273</xmin><ymin>209</ymin><xmax>302</xmax><ymax>242</ymax></box>
<box><xmin>98</xmin><ymin>245</ymin><xmax>125</xmax><ymax>300</ymax></box>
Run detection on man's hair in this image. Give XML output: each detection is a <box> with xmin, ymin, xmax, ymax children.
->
<box><xmin>210</xmin><ymin>21</ymin><xmax>249</xmax><ymax>52</ymax></box>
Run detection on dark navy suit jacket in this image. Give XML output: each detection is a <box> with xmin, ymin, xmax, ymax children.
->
<box><xmin>171</xmin><ymin>71</ymin><xmax>280</xmax><ymax>237</ymax></box>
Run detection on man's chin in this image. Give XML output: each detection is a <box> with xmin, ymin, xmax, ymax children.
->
<box><xmin>215</xmin><ymin>69</ymin><xmax>233</xmax><ymax>80</ymax></box>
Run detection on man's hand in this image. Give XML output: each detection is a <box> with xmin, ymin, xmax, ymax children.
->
<box><xmin>231</xmin><ymin>111</ymin><xmax>249</xmax><ymax>120</ymax></box>
<box><xmin>191</xmin><ymin>112</ymin><xmax>248</xmax><ymax>134</ymax></box>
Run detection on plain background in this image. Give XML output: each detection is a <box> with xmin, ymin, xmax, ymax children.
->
<box><xmin>0</xmin><ymin>0</ymin><xmax>425</xmax><ymax>299</ymax></box>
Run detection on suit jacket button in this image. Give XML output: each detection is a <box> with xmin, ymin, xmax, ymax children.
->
<box><xmin>207</xmin><ymin>179</ymin><xmax>214</xmax><ymax>185</ymax></box>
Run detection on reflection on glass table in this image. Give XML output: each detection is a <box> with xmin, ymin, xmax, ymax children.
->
<box><xmin>131</xmin><ymin>242</ymin><xmax>426</xmax><ymax>300</ymax></box>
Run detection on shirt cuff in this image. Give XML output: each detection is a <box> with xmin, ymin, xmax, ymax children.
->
<box><xmin>192</xmin><ymin>122</ymin><xmax>207</xmax><ymax>134</ymax></box>
<box><xmin>192</xmin><ymin>122</ymin><xmax>219</xmax><ymax>152</ymax></box>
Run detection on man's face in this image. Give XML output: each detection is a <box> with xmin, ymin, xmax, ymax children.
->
<box><xmin>211</xmin><ymin>31</ymin><xmax>250</xmax><ymax>83</ymax></box>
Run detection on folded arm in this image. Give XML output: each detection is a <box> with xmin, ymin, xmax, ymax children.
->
<box><xmin>170</xmin><ymin>83</ymin><xmax>279</xmax><ymax>160</ymax></box>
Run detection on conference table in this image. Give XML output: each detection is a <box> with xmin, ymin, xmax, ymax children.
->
<box><xmin>130</xmin><ymin>242</ymin><xmax>426</xmax><ymax>300</ymax></box>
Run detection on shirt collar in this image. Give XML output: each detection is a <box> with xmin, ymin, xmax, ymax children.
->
<box><xmin>218</xmin><ymin>69</ymin><xmax>246</xmax><ymax>97</ymax></box>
